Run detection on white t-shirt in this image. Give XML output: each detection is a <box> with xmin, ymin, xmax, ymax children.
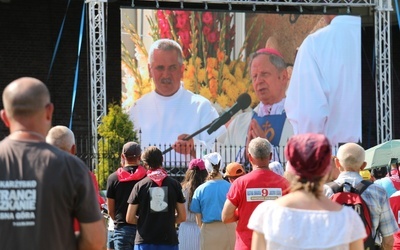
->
<box><xmin>248</xmin><ymin>201</ymin><xmax>366</xmax><ymax>250</ymax></box>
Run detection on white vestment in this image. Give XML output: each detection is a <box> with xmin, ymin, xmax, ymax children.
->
<box><xmin>129</xmin><ymin>86</ymin><xmax>225</xmax><ymax>165</ymax></box>
<box><xmin>285</xmin><ymin>15</ymin><xmax>362</xmax><ymax>147</ymax></box>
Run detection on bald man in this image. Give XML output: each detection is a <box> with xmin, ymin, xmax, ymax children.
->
<box><xmin>324</xmin><ymin>143</ymin><xmax>398</xmax><ymax>250</ymax></box>
<box><xmin>0</xmin><ymin>77</ymin><xmax>106</xmax><ymax>250</ymax></box>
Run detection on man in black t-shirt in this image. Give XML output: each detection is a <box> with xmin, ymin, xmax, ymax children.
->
<box><xmin>107</xmin><ymin>142</ymin><xmax>146</xmax><ymax>250</ymax></box>
<box><xmin>0</xmin><ymin>77</ymin><xmax>106</xmax><ymax>250</ymax></box>
<box><xmin>126</xmin><ymin>146</ymin><xmax>186</xmax><ymax>249</ymax></box>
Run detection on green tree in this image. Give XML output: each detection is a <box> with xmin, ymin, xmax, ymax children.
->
<box><xmin>96</xmin><ymin>103</ymin><xmax>137</xmax><ymax>189</ymax></box>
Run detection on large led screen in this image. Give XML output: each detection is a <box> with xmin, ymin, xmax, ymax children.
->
<box><xmin>120</xmin><ymin>8</ymin><xmax>362</xmax><ymax>168</ymax></box>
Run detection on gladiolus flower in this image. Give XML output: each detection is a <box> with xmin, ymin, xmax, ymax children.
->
<box><xmin>209</xmin><ymin>78</ymin><xmax>218</xmax><ymax>97</ymax></box>
<box><xmin>175</xmin><ymin>11</ymin><xmax>190</xmax><ymax>30</ymax></box>
<box><xmin>207</xmin><ymin>31</ymin><xmax>219</xmax><ymax>43</ymax></box>
<box><xmin>202</xmin><ymin>12</ymin><xmax>214</xmax><ymax>25</ymax></box>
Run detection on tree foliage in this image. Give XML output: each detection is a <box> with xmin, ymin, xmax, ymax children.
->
<box><xmin>96</xmin><ymin>103</ymin><xmax>137</xmax><ymax>189</ymax></box>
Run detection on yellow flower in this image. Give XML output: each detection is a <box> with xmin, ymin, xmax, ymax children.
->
<box><xmin>216</xmin><ymin>94</ymin><xmax>229</xmax><ymax>109</ymax></box>
<box><xmin>199</xmin><ymin>87</ymin><xmax>212</xmax><ymax>100</ymax></box>
<box><xmin>185</xmin><ymin>64</ymin><xmax>196</xmax><ymax>78</ymax></box>
<box><xmin>182</xmin><ymin>77</ymin><xmax>193</xmax><ymax>92</ymax></box>
<box><xmin>197</xmin><ymin>68</ymin><xmax>206</xmax><ymax>84</ymax></box>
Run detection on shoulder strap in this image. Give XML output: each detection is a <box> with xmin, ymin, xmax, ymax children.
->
<box><xmin>326</xmin><ymin>181</ymin><xmax>341</xmax><ymax>193</ymax></box>
<box><xmin>354</xmin><ymin>180</ymin><xmax>373</xmax><ymax>195</ymax></box>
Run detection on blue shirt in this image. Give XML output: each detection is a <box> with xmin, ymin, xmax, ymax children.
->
<box><xmin>375</xmin><ymin>176</ymin><xmax>399</xmax><ymax>198</ymax></box>
<box><xmin>190</xmin><ymin>179</ymin><xmax>230</xmax><ymax>223</ymax></box>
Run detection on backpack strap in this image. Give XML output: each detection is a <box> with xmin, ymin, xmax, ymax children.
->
<box><xmin>354</xmin><ymin>180</ymin><xmax>373</xmax><ymax>195</ymax></box>
<box><xmin>354</xmin><ymin>180</ymin><xmax>378</xmax><ymax>241</ymax></box>
<box><xmin>326</xmin><ymin>181</ymin><xmax>341</xmax><ymax>193</ymax></box>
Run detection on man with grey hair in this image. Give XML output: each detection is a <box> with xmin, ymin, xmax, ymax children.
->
<box><xmin>324</xmin><ymin>142</ymin><xmax>398</xmax><ymax>250</ymax></box>
<box><xmin>46</xmin><ymin>125</ymin><xmax>76</xmax><ymax>153</ymax></box>
<box><xmin>128</xmin><ymin>39</ymin><xmax>225</xmax><ymax>168</ymax></box>
<box><xmin>221</xmin><ymin>137</ymin><xmax>290</xmax><ymax>250</ymax></box>
<box><xmin>46</xmin><ymin>125</ymin><xmax>106</xmax><ymax>234</ymax></box>
<box><xmin>218</xmin><ymin>48</ymin><xmax>293</xmax><ymax>169</ymax></box>
<box><xmin>0</xmin><ymin>77</ymin><xmax>106</xmax><ymax>249</ymax></box>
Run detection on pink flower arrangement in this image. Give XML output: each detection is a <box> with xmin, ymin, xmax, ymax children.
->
<box><xmin>154</xmin><ymin>10</ymin><xmax>235</xmax><ymax>60</ymax></box>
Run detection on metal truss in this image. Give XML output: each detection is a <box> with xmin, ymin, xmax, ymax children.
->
<box><xmin>86</xmin><ymin>0</ymin><xmax>392</xmax><ymax>167</ymax></box>
<box><xmin>87</xmin><ymin>0</ymin><xmax>107</xmax><ymax>168</ymax></box>
<box><xmin>131</xmin><ymin>0</ymin><xmax>377</xmax><ymax>12</ymax></box>
<box><xmin>375</xmin><ymin>0</ymin><xmax>392</xmax><ymax>144</ymax></box>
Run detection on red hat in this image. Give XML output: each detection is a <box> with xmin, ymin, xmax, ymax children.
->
<box><xmin>256</xmin><ymin>48</ymin><xmax>284</xmax><ymax>59</ymax></box>
<box><xmin>285</xmin><ymin>133</ymin><xmax>332</xmax><ymax>179</ymax></box>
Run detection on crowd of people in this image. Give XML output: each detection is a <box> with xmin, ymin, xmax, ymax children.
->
<box><xmin>1</xmin><ymin>14</ymin><xmax>399</xmax><ymax>250</ymax></box>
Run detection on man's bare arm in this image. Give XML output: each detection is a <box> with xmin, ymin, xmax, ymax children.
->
<box><xmin>381</xmin><ymin>235</ymin><xmax>394</xmax><ymax>250</ymax></box>
<box><xmin>107</xmin><ymin>198</ymin><xmax>116</xmax><ymax>221</ymax></box>
<box><xmin>78</xmin><ymin>219</ymin><xmax>107</xmax><ymax>250</ymax></box>
<box><xmin>126</xmin><ymin>204</ymin><xmax>138</xmax><ymax>225</ymax></box>
<box><xmin>175</xmin><ymin>202</ymin><xmax>186</xmax><ymax>224</ymax></box>
<box><xmin>221</xmin><ymin>199</ymin><xmax>238</xmax><ymax>223</ymax></box>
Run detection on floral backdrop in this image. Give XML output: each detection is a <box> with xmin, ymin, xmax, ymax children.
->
<box><xmin>121</xmin><ymin>10</ymin><xmax>264</xmax><ymax>114</ymax></box>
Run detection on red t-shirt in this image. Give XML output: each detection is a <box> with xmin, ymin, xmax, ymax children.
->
<box><xmin>389</xmin><ymin>193</ymin><xmax>400</xmax><ymax>249</ymax></box>
<box><xmin>226</xmin><ymin>169</ymin><xmax>290</xmax><ymax>250</ymax></box>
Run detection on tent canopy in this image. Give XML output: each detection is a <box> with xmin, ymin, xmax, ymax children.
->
<box><xmin>365</xmin><ymin>140</ymin><xmax>400</xmax><ymax>170</ymax></box>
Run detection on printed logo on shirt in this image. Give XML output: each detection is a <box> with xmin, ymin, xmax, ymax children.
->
<box><xmin>150</xmin><ymin>186</ymin><xmax>168</xmax><ymax>212</ymax></box>
<box><xmin>246</xmin><ymin>188</ymin><xmax>282</xmax><ymax>202</ymax></box>
<box><xmin>0</xmin><ymin>180</ymin><xmax>37</xmax><ymax>227</ymax></box>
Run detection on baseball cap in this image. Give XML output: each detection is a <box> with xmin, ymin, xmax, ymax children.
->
<box><xmin>188</xmin><ymin>159</ymin><xmax>206</xmax><ymax>171</ymax></box>
<box><xmin>122</xmin><ymin>142</ymin><xmax>141</xmax><ymax>157</ymax></box>
<box><xmin>224</xmin><ymin>162</ymin><xmax>245</xmax><ymax>178</ymax></box>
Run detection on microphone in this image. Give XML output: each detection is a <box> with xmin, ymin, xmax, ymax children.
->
<box><xmin>207</xmin><ymin>93</ymin><xmax>252</xmax><ymax>134</ymax></box>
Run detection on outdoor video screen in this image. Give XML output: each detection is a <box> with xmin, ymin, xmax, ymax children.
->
<box><xmin>120</xmin><ymin>8</ymin><xmax>362</xmax><ymax>156</ymax></box>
